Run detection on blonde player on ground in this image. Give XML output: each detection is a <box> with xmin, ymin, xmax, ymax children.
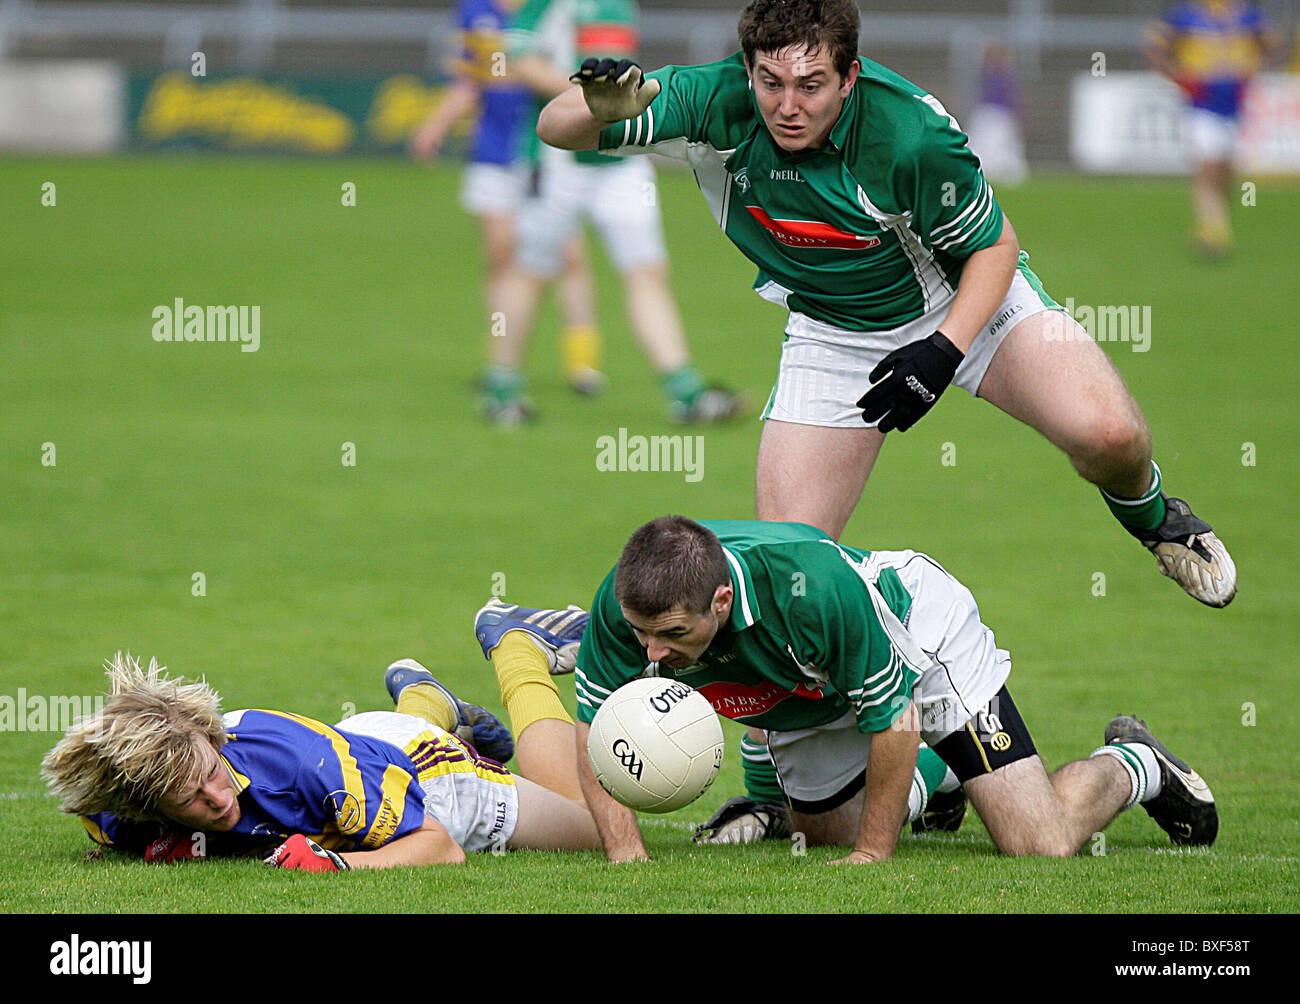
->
<box><xmin>43</xmin><ymin>652</ymin><xmax>601</xmax><ymax>868</ymax></box>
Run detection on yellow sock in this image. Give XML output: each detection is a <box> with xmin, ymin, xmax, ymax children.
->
<box><xmin>1195</xmin><ymin>216</ymin><xmax>1232</xmax><ymax>253</ymax></box>
<box><xmin>561</xmin><ymin>325</ymin><xmax>603</xmax><ymax>376</ymax></box>
<box><xmin>491</xmin><ymin>632</ymin><xmax>573</xmax><ymax>734</ymax></box>
<box><xmin>395</xmin><ymin>683</ymin><xmax>458</xmax><ymax>732</ymax></box>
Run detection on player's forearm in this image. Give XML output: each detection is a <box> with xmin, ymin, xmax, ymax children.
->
<box><xmin>1260</xmin><ymin>29</ymin><xmax>1287</xmax><ymax>67</ymax></box>
<box><xmin>937</xmin><ymin>217</ymin><xmax>1020</xmax><ymax>354</ymax></box>
<box><xmin>511</xmin><ymin>53</ymin><xmax>580</xmax><ymax>100</ymax></box>
<box><xmin>1141</xmin><ymin>36</ymin><xmax>1177</xmax><ymax>78</ymax></box>
<box><xmin>575</xmin><ymin>721</ymin><xmax>650</xmax><ymax>861</ymax></box>
<box><xmin>410</xmin><ymin>78</ymin><xmax>482</xmax><ymax>159</ymax></box>
<box><xmin>850</xmin><ymin>706</ymin><xmax>920</xmax><ymax>862</ymax></box>
<box><xmin>340</xmin><ymin>820</ymin><xmax>466</xmax><ymax>869</ymax></box>
<box><xmin>537</xmin><ymin>86</ymin><xmax>607</xmax><ymax>151</ymax></box>
<box><xmin>419</xmin><ymin>79</ymin><xmax>480</xmax><ymax>139</ymax></box>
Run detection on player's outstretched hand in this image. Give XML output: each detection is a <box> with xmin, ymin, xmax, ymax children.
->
<box><xmin>263</xmin><ymin>833</ymin><xmax>350</xmax><ymax>872</ymax></box>
<box><xmin>857</xmin><ymin>331</ymin><xmax>964</xmax><ymax>432</ymax></box>
<box><xmin>569</xmin><ymin>57</ymin><xmax>661</xmax><ymax>122</ymax></box>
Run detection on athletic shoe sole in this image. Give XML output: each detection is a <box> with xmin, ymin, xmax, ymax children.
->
<box><xmin>473</xmin><ymin>598</ymin><xmax>588</xmax><ymax>675</ymax></box>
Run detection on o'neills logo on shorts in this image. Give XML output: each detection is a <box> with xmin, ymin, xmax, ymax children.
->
<box><xmin>746</xmin><ymin>206</ymin><xmax>881</xmax><ymax>250</ymax></box>
<box><xmin>489</xmin><ymin>799</ymin><xmax>509</xmax><ymax>840</ymax></box>
<box><xmin>696</xmin><ymin>680</ymin><xmax>825</xmax><ymax>719</ymax></box>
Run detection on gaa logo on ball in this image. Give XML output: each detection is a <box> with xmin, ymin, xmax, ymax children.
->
<box><xmin>587</xmin><ymin>678</ymin><xmax>725</xmax><ymax>812</ymax></box>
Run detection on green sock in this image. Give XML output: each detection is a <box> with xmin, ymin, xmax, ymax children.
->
<box><xmin>484</xmin><ymin>365</ymin><xmax>524</xmax><ymax>404</ymax></box>
<box><xmin>916</xmin><ymin>746</ymin><xmax>953</xmax><ymax>801</ymax></box>
<box><xmin>1101</xmin><ymin>460</ymin><xmax>1167</xmax><ymax>532</ymax></box>
<box><xmin>740</xmin><ymin>735</ymin><xmax>785</xmax><ymax>804</ymax></box>
<box><xmin>663</xmin><ymin>365</ymin><xmax>707</xmax><ymax>406</ymax></box>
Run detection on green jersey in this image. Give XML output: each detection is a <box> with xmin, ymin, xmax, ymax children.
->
<box><xmin>597</xmin><ymin>54</ymin><xmax>1005</xmax><ymax>330</ymax></box>
<box><xmin>575</xmin><ymin>520</ymin><xmax>930</xmax><ymax>734</ymax></box>
<box><xmin>509</xmin><ymin>0</ymin><xmax>641</xmax><ymax>166</ymax></box>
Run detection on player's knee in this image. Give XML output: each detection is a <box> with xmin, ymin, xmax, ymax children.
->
<box><xmin>1074</xmin><ymin>412</ymin><xmax>1149</xmax><ymax>476</ymax></box>
<box><xmin>996</xmin><ymin>831</ymin><xmax>1077</xmax><ymax>858</ymax></box>
<box><xmin>485</xmin><ymin>241</ymin><xmax>514</xmax><ymax>274</ymax></box>
<box><xmin>1092</xmin><ymin>412</ymin><xmax>1145</xmax><ymax>457</ymax></box>
<box><xmin>1033</xmin><ymin>836</ymin><xmax>1079</xmax><ymax>859</ymax></box>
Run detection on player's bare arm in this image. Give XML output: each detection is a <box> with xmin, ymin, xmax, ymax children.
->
<box><xmin>537</xmin><ymin>86</ymin><xmax>605</xmax><ymax>150</ymax></box>
<box><xmin>339</xmin><ymin>817</ymin><xmax>467</xmax><ymax>869</ymax></box>
<box><xmin>538</xmin><ymin>57</ymin><xmax>660</xmax><ymax>151</ymax></box>
<box><xmin>935</xmin><ymin>216</ymin><xmax>1021</xmax><ymax>353</ymax></box>
<box><xmin>511</xmin><ymin>53</ymin><xmax>579</xmax><ymax>99</ymax></box>
<box><xmin>830</xmin><ymin>701</ymin><xmax>920</xmax><ymax>865</ymax></box>
<box><xmin>1140</xmin><ymin>23</ymin><xmax>1178</xmax><ymax>80</ymax></box>
<box><xmin>409</xmin><ymin>77</ymin><xmax>482</xmax><ymax>160</ymax></box>
<box><xmin>858</xmin><ymin>218</ymin><xmax>1019</xmax><ymax>432</ymax></box>
<box><xmin>575</xmin><ymin>720</ymin><xmax>651</xmax><ymax>862</ymax></box>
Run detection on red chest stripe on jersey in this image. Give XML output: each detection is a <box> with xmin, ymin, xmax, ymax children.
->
<box><xmin>577</xmin><ymin>25</ymin><xmax>639</xmax><ymax>54</ymax></box>
<box><xmin>745</xmin><ymin>206</ymin><xmax>881</xmax><ymax>250</ymax></box>
<box><xmin>696</xmin><ymin>679</ymin><xmax>825</xmax><ymax>720</ymax></box>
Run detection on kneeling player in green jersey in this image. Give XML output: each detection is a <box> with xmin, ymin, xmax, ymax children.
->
<box><xmin>471</xmin><ymin>596</ymin><xmax>968</xmax><ymax>849</ymax></box>
<box><xmin>569</xmin><ymin>517</ymin><xmax>1218</xmax><ymax>864</ymax></box>
<box><xmin>538</xmin><ymin>0</ymin><xmax>1235</xmax><ymax>609</ymax></box>
<box><xmin>43</xmin><ymin>651</ymin><xmax>604</xmax><ymax>869</ymax></box>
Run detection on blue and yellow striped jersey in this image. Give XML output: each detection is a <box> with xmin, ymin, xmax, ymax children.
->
<box><xmin>82</xmin><ymin>709</ymin><xmax>430</xmax><ymax>856</ymax></box>
<box><xmin>1151</xmin><ymin>1</ymin><xmax>1272</xmax><ymax>116</ymax></box>
<box><xmin>457</xmin><ymin>0</ymin><xmax>532</xmax><ymax>165</ymax></box>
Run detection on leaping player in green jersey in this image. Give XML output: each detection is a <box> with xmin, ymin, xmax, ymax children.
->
<box><xmin>536</xmin><ymin>0</ymin><xmax>1237</xmax><ymax>614</ymax></box>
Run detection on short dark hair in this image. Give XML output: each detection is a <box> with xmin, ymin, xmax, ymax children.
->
<box><xmin>738</xmin><ymin>0</ymin><xmax>861</xmax><ymax>80</ymax></box>
<box><xmin>614</xmin><ymin>516</ymin><xmax>730</xmax><ymax>618</ymax></box>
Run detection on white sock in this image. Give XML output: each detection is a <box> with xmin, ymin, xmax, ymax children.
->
<box><xmin>1091</xmin><ymin>743</ymin><xmax>1163</xmax><ymax>808</ymax></box>
<box><xmin>906</xmin><ymin>768</ymin><xmax>926</xmax><ymax>823</ymax></box>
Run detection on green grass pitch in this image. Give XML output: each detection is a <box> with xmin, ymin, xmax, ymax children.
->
<box><xmin>1</xmin><ymin>155</ymin><xmax>1297</xmax><ymax>915</ymax></box>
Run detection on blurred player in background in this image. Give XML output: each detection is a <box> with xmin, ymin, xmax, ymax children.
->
<box><xmin>497</xmin><ymin>0</ymin><xmax>746</xmax><ymax>424</ymax></box>
<box><xmin>408</xmin><ymin>0</ymin><xmax>608</xmax><ymax>421</ymax></box>
<box><xmin>964</xmin><ymin>42</ymin><xmax>1028</xmax><ymax>186</ymax></box>
<box><xmin>1144</xmin><ymin>1</ymin><xmax>1283</xmax><ymax>258</ymax></box>
<box><xmin>541</xmin><ymin>0</ymin><xmax>1238</xmax><ymax>610</ymax></box>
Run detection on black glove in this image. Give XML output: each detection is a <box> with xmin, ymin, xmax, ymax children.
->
<box><xmin>692</xmin><ymin>796</ymin><xmax>792</xmax><ymax>844</ymax></box>
<box><xmin>856</xmin><ymin>331</ymin><xmax>964</xmax><ymax>432</ymax></box>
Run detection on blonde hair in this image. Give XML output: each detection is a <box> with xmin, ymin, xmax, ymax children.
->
<box><xmin>41</xmin><ymin>652</ymin><xmax>227</xmax><ymax>822</ymax></box>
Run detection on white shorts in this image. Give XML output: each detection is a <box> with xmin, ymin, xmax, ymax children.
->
<box><xmin>761</xmin><ymin>252</ymin><xmax>1062</xmax><ymax>428</ymax></box>
<box><xmin>459</xmin><ymin>161</ymin><xmax>531</xmax><ymax>217</ymax></box>
<box><xmin>1186</xmin><ymin>107</ymin><xmax>1239</xmax><ymax>163</ymax></box>
<box><xmin>766</xmin><ymin>550</ymin><xmax>1011</xmax><ymax>805</ymax></box>
<box><xmin>514</xmin><ymin>153</ymin><xmax>667</xmax><ymax>275</ymax></box>
<box><xmin>335</xmin><ymin>711</ymin><xmax>519</xmax><ymax>853</ymax></box>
